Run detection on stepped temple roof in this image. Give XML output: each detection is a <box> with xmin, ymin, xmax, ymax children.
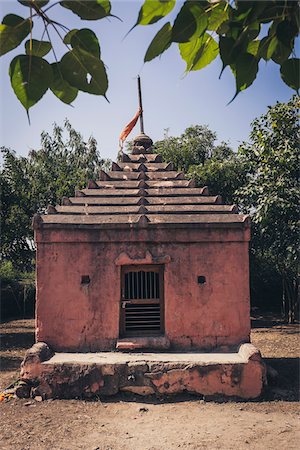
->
<box><xmin>34</xmin><ymin>143</ymin><xmax>249</xmax><ymax>230</ymax></box>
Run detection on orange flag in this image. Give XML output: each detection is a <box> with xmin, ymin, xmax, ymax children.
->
<box><xmin>119</xmin><ymin>108</ymin><xmax>142</xmax><ymax>145</ymax></box>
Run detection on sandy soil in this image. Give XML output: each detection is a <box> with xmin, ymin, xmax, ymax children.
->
<box><xmin>0</xmin><ymin>314</ymin><xmax>299</xmax><ymax>450</ymax></box>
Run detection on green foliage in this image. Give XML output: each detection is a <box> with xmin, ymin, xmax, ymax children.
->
<box><xmin>155</xmin><ymin>125</ymin><xmax>218</xmax><ymax>172</ymax></box>
<box><xmin>137</xmin><ymin>0</ymin><xmax>299</xmax><ymax>97</ymax></box>
<box><xmin>0</xmin><ymin>261</ymin><xmax>35</xmax><ymax>320</ymax></box>
<box><xmin>9</xmin><ymin>55</ymin><xmax>52</xmax><ymax>113</ymax></box>
<box><xmin>155</xmin><ymin>126</ymin><xmax>246</xmax><ymax>204</ymax></box>
<box><xmin>172</xmin><ymin>2</ymin><xmax>207</xmax><ymax>43</ymax></box>
<box><xmin>280</xmin><ymin>58</ymin><xmax>300</xmax><ymax>91</ymax></box>
<box><xmin>60</xmin><ymin>49</ymin><xmax>108</xmax><ymax>96</ymax></box>
<box><xmin>179</xmin><ymin>32</ymin><xmax>218</xmax><ymax>71</ymax></box>
<box><xmin>60</xmin><ymin>1</ymin><xmax>111</xmax><ymax>20</ymax></box>
<box><xmin>1</xmin><ymin>1</ymin><xmax>298</xmax><ymax>114</ymax></box>
<box><xmin>0</xmin><ymin>261</ymin><xmax>19</xmax><ymax>282</ymax></box>
<box><xmin>0</xmin><ymin>0</ymin><xmax>111</xmax><ymax>115</ymax></box>
<box><xmin>144</xmin><ymin>22</ymin><xmax>172</xmax><ymax>62</ymax></box>
<box><xmin>136</xmin><ymin>0</ymin><xmax>175</xmax><ymax>26</ymax></box>
<box><xmin>1</xmin><ymin>120</ymin><xmax>111</xmax><ymax>270</ymax></box>
<box><xmin>237</xmin><ymin>96</ymin><xmax>299</xmax><ymax>277</ymax></box>
<box><xmin>25</xmin><ymin>39</ymin><xmax>51</xmax><ymax>57</ymax></box>
<box><xmin>188</xmin><ymin>152</ymin><xmax>247</xmax><ymax>204</ymax></box>
<box><xmin>50</xmin><ymin>63</ymin><xmax>78</xmax><ymax>104</ymax></box>
<box><xmin>237</xmin><ymin>96</ymin><xmax>299</xmax><ymax>321</ymax></box>
<box><xmin>0</xmin><ymin>14</ymin><xmax>32</xmax><ymax>56</ymax></box>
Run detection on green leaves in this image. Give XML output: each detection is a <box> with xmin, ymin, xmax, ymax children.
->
<box><xmin>63</xmin><ymin>29</ymin><xmax>79</xmax><ymax>45</ymax></box>
<box><xmin>50</xmin><ymin>64</ymin><xmax>78</xmax><ymax>104</ymax></box>
<box><xmin>140</xmin><ymin>0</ymin><xmax>299</xmax><ymax>99</ymax></box>
<box><xmin>70</xmin><ymin>29</ymin><xmax>100</xmax><ymax>58</ymax></box>
<box><xmin>237</xmin><ymin>97</ymin><xmax>300</xmax><ymax>299</ymax></box>
<box><xmin>207</xmin><ymin>1</ymin><xmax>228</xmax><ymax>32</ymax></box>
<box><xmin>59</xmin><ymin>28</ymin><xmax>107</xmax><ymax>96</ymax></box>
<box><xmin>231</xmin><ymin>53</ymin><xmax>259</xmax><ymax>97</ymax></box>
<box><xmin>2</xmin><ymin>0</ymin><xmax>299</xmax><ymax>113</ymax></box>
<box><xmin>276</xmin><ymin>20</ymin><xmax>298</xmax><ymax>49</ymax></box>
<box><xmin>9</xmin><ymin>55</ymin><xmax>52</xmax><ymax>111</ymax></box>
<box><xmin>280</xmin><ymin>59</ymin><xmax>300</xmax><ymax>92</ymax></box>
<box><xmin>60</xmin><ymin>49</ymin><xmax>108</xmax><ymax>96</ymax></box>
<box><xmin>25</xmin><ymin>39</ymin><xmax>51</xmax><ymax>57</ymax></box>
<box><xmin>18</xmin><ymin>1</ymin><xmax>49</xmax><ymax>7</ymax></box>
<box><xmin>7</xmin><ymin>25</ymin><xmax>107</xmax><ymax>113</ymax></box>
<box><xmin>137</xmin><ymin>0</ymin><xmax>175</xmax><ymax>26</ymax></box>
<box><xmin>144</xmin><ymin>22</ymin><xmax>172</xmax><ymax>62</ymax></box>
<box><xmin>180</xmin><ymin>33</ymin><xmax>218</xmax><ymax>72</ymax></box>
<box><xmin>172</xmin><ymin>2</ymin><xmax>207</xmax><ymax>42</ymax></box>
<box><xmin>60</xmin><ymin>1</ymin><xmax>111</xmax><ymax>20</ymax></box>
<box><xmin>0</xmin><ymin>14</ymin><xmax>32</xmax><ymax>56</ymax></box>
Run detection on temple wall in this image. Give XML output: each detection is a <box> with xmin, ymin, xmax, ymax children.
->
<box><xmin>35</xmin><ymin>227</ymin><xmax>250</xmax><ymax>351</ymax></box>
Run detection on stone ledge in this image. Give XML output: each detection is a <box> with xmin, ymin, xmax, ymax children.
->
<box><xmin>18</xmin><ymin>343</ymin><xmax>266</xmax><ymax>400</ymax></box>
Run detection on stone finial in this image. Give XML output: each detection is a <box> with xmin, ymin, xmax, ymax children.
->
<box><xmin>132</xmin><ymin>132</ymin><xmax>153</xmax><ymax>155</ymax></box>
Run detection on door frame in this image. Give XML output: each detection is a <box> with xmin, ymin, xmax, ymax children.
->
<box><xmin>119</xmin><ymin>264</ymin><xmax>165</xmax><ymax>337</ymax></box>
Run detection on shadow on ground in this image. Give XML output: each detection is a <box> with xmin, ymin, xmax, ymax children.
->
<box><xmin>251</xmin><ymin>312</ymin><xmax>299</xmax><ymax>329</ymax></box>
<box><xmin>262</xmin><ymin>357</ymin><xmax>299</xmax><ymax>402</ymax></box>
<box><xmin>0</xmin><ymin>331</ymin><xmax>35</xmax><ymax>351</ymax></box>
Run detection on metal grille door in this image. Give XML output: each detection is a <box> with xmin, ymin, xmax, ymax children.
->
<box><xmin>120</xmin><ymin>265</ymin><xmax>164</xmax><ymax>336</ymax></box>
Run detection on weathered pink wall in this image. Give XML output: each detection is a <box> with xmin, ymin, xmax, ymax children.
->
<box><xmin>35</xmin><ymin>226</ymin><xmax>250</xmax><ymax>351</ymax></box>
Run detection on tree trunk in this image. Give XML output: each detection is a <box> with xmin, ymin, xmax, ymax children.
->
<box><xmin>282</xmin><ymin>275</ymin><xmax>299</xmax><ymax>324</ymax></box>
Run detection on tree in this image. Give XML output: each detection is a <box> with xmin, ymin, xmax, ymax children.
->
<box><xmin>155</xmin><ymin>124</ymin><xmax>246</xmax><ymax>203</ymax></box>
<box><xmin>1</xmin><ymin>119</ymin><xmax>110</xmax><ymax>270</ymax></box>
<box><xmin>237</xmin><ymin>96</ymin><xmax>299</xmax><ymax>322</ymax></box>
<box><xmin>188</xmin><ymin>151</ymin><xmax>248</xmax><ymax>204</ymax></box>
<box><xmin>0</xmin><ymin>1</ymin><xmax>299</xmax><ymax>115</ymax></box>
<box><xmin>155</xmin><ymin>125</ymin><xmax>218</xmax><ymax>172</ymax></box>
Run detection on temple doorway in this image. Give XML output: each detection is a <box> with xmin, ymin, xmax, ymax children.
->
<box><xmin>120</xmin><ymin>265</ymin><xmax>164</xmax><ymax>337</ymax></box>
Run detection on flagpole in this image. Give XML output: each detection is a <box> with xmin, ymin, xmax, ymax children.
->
<box><xmin>137</xmin><ymin>75</ymin><xmax>144</xmax><ymax>133</ymax></box>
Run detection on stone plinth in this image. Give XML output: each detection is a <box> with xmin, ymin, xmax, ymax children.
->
<box><xmin>18</xmin><ymin>343</ymin><xmax>266</xmax><ymax>400</ymax></box>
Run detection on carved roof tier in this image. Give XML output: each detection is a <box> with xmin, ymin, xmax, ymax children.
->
<box><xmin>34</xmin><ymin>152</ymin><xmax>249</xmax><ymax>230</ymax></box>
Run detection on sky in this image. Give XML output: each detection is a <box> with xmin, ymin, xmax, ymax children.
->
<box><xmin>0</xmin><ymin>0</ymin><xmax>297</xmax><ymax>162</ymax></box>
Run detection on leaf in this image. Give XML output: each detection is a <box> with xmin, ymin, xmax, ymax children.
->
<box><xmin>144</xmin><ymin>22</ymin><xmax>172</xmax><ymax>62</ymax></box>
<box><xmin>280</xmin><ymin>59</ymin><xmax>299</xmax><ymax>92</ymax></box>
<box><xmin>207</xmin><ymin>1</ymin><xmax>229</xmax><ymax>31</ymax></box>
<box><xmin>231</xmin><ymin>53</ymin><xmax>258</xmax><ymax>96</ymax></box>
<box><xmin>70</xmin><ymin>29</ymin><xmax>100</xmax><ymax>58</ymax></box>
<box><xmin>63</xmin><ymin>29</ymin><xmax>78</xmax><ymax>45</ymax></box>
<box><xmin>136</xmin><ymin>0</ymin><xmax>175</xmax><ymax>26</ymax></box>
<box><xmin>271</xmin><ymin>41</ymin><xmax>292</xmax><ymax>65</ymax></box>
<box><xmin>179</xmin><ymin>33</ymin><xmax>218</xmax><ymax>72</ymax></box>
<box><xmin>25</xmin><ymin>39</ymin><xmax>51</xmax><ymax>57</ymax></box>
<box><xmin>60</xmin><ymin>1</ymin><xmax>111</xmax><ymax>20</ymax></box>
<box><xmin>258</xmin><ymin>36</ymin><xmax>278</xmax><ymax>61</ymax></box>
<box><xmin>50</xmin><ymin>63</ymin><xmax>78</xmax><ymax>104</ymax></box>
<box><xmin>172</xmin><ymin>2</ymin><xmax>207</xmax><ymax>43</ymax></box>
<box><xmin>276</xmin><ymin>20</ymin><xmax>298</xmax><ymax>50</ymax></box>
<box><xmin>9</xmin><ymin>55</ymin><xmax>52</xmax><ymax>111</ymax></box>
<box><xmin>60</xmin><ymin>49</ymin><xmax>108</xmax><ymax>96</ymax></box>
<box><xmin>247</xmin><ymin>40</ymin><xmax>260</xmax><ymax>57</ymax></box>
<box><xmin>18</xmin><ymin>1</ymin><xmax>49</xmax><ymax>7</ymax></box>
<box><xmin>0</xmin><ymin>15</ymin><xmax>32</xmax><ymax>56</ymax></box>
<box><xmin>219</xmin><ymin>36</ymin><xmax>239</xmax><ymax>70</ymax></box>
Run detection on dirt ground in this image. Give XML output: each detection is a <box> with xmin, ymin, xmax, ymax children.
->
<box><xmin>0</xmin><ymin>314</ymin><xmax>299</xmax><ymax>450</ymax></box>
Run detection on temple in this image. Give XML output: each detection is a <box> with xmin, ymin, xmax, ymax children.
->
<box><xmin>18</xmin><ymin>80</ymin><xmax>265</xmax><ymax>399</ymax></box>
<box><xmin>33</xmin><ymin>132</ymin><xmax>252</xmax><ymax>353</ymax></box>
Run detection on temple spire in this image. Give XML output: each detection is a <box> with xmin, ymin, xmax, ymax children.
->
<box><xmin>132</xmin><ymin>75</ymin><xmax>153</xmax><ymax>154</ymax></box>
<box><xmin>137</xmin><ymin>75</ymin><xmax>144</xmax><ymax>134</ymax></box>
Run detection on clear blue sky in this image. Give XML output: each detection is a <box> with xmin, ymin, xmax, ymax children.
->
<box><xmin>0</xmin><ymin>1</ymin><xmax>296</xmax><ymax>162</ymax></box>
